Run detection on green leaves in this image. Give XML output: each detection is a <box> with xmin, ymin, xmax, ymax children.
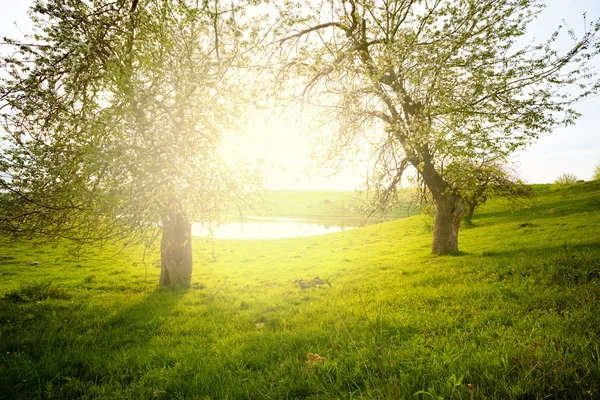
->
<box><xmin>0</xmin><ymin>0</ymin><xmax>261</xmax><ymax>250</ymax></box>
<box><xmin>274</xmin><ymin>0</ymin><xmax>600</xmax><ymax>251</ymax></box>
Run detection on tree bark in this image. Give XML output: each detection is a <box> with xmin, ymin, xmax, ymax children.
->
<box><xmin>462</xmin><ymin>200</ymin><xmax>477</xmax><ymax>225</ymax></box>
<box><xmin>416</xmin><ymin>156</ymin><xmax>465</xmax><ymax>255</ymax></box>
<box><xmin>432</xmin><ymin>193</ymin><xmax>465</xmax><ymax>255</ymax></box>
<box><xmin>159</xmin><ymin>211</ymin><xmax>193</xmax><ymax>286</ymax></box>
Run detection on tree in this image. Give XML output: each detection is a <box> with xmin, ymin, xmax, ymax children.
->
<box><xmin>275</xmin><ymin>0</ymin><xmax>600</xmax><ymax>254</ymax></box>
<box><xmin>593</xmin><ymin>163</ymin><xmax>600</xmax><ymax>181</ymax></box>
<box><xmin>442</xmin><ymin>158</ymin><xmax>531</xmax><ymax>225</ymax></box>
<box><xmin>554</xmin><ymin>172</ymin><xmax>578</xmax><ymax>186</ymax></box>
<box><xmin>0</xmin><ymin>0</ymin><xmax>260</xmax><ymax>285</ymax></box>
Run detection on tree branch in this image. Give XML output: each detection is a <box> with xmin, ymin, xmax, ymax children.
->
<box><xmin>279</xmin><ymin>22</ymin><xmax>348</xmax><ymax>44</ymax></box>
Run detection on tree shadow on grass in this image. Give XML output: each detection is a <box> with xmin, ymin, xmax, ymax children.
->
<box><xmin>82</xmin><ymin>287</ymin><xmax>190</xmax><ymax>392</ymax></box>
<box><xmin>474</xmin><ymin>195</ymin><xmax>600</xmax><ymax>222</ymax></box>
<box><xmin>1</xmin><ymin>286</ymin><xmax>189</xmax><ymax>399</ymax></box>
<box><xmin>447</xmin><ymin>250</ymin><xmax>469</xmax><ymax>257</ymax></box>
<box><xmin>101</xmin><ymin>286</ymin><xmax>187</xmax><ymax>346</ymax></box>
<box><xmin>479</xmin><ymin>241</ymin><xmax>600</xmax><ymax>259</ymax></box>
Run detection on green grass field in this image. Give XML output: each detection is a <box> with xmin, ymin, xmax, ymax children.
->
<box><xmin>243</xmin><ymin>190</ymin><xmax>419</xmax><ymax>220</ymax></box>
<box><xmin>1</xmin><ymin>182</ymin><xmax>599</xmax><ymax>399</ymax></box>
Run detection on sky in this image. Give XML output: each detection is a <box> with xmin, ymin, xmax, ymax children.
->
<box><xmin>1</xmin><ymin>0</ymin><xmax>599</xmax><ymax>190</ymax></box>
<box><xmin>514</xmin><ymin>0</ymin><xmax>600</xmax><ymax>184</ymax></box>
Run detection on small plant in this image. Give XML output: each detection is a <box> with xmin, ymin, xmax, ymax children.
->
<box><xmin>593</xmin><ymin>163</ymin><xmax>600</xmax><ymax>181</ymax></box>
<box><xmin>553</xmin><ymin>172</ymin><xmax>578</xmax><ymax>186</ymax></box>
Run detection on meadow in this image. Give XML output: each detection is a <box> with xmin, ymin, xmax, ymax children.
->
<box><xmin>1</xmin><ymin>182</ymin><xmax>599</xmax><ymax>399</ymax></box>
<box><xmin>243</xmin><ymin>190</ymin><xmax>420</xmax><ymax>220</ymax></box>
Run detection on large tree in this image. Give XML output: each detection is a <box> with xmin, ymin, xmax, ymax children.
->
<box><xmin>0</xmin><ymin>0</ymin><xmax>260</xmax><ymax>285</ymax></box>
<box><xmin>275</xmin><ymin>0</ymin><xmax>600</xmax><ymax>254</ymax></box>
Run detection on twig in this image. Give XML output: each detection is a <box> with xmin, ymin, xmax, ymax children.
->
<box><xmin>208</xmin><ymin>279</ymin><xmax>226</xmax><ymax>300</ymax></box>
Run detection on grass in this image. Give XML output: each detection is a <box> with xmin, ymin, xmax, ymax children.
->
<box><xmin>1</xmin><ymin>181</ymin><xmax>599</xmax><ymax>399</ymax></box>
<box><xmin>243</xmin><ymin>190</ymin><xmax>420</xmax><ymax>220</ymax></box>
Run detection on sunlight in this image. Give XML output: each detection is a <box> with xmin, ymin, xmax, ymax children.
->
<box><xmin>2</xmin><ymin>1</ymin><xmax>600</xmax><ymax>398</ymax></box>
<box><xmin>192</xmin><ymin>216</ymin><xmax>356</xmax><ymax>239</ymax></box>
<box><xmin>219</xmin><ymin>110</ymin><xmax>365</xmax><ymax>191</ymax></box>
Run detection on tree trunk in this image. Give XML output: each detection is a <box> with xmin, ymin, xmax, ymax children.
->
<box><xmin>432</xmin><ymin>193</ymin><xmax>465</xmax><ymax>255</ymax></box>
<box><xmin>416</xmin><ymin>156</ymin><xmax>465</xmax><ymax>255</ymax></box>
<box><xmin>462</xmin><ymin>200</ymin><xmax>477</xmax><ymax>225</ymax></box>
<box><xmin>159</xmin><ymin>211</ymin><xmax>193</xmax><ymax>286</ymax></box>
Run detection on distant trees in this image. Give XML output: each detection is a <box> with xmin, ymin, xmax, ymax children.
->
<box><xmin>274</xmin><ymin>0</ymin><xmax>600</xmax><ymax>254</ymax></box>
<box><xmin>0</xmin><ymin>0</ymin><xmax>260</xmax><ymax>286</ymax></box>
<box><xmin>442</xmin><ymin>159</ymin><xmax>531</xmax><ymax>225</ymax></box>
<box><xmin>554</xmin><ymin>173</ymin><xmax>579</xmax><ymax>186</ymax></box>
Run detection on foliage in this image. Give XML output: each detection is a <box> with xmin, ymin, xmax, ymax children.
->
<box><xmin>273</xmin><ymin>0</ymin><xmax>600</xmax><ymax>254</ymax></box>
<box><xmin>1</xmin><ymin>182</ymin><xmax>600</xmax><ymax>398</ymax></box>
<box><xmin>389</xmin><ymin>158</ymin><xmax>533</xmax><ymax>225</ymax></box>
<box><xmin>593</xmin><ymin>163</ymin><xmax>600</xmax><ymax>181</ymax></box>
<box><xmin>446</xmin><ymin>159</ymin><xmax>532</xmax><ymax>224</ymax></box>
<box><xmin>0</xmin><ymin>1</ymin><xmax>260</xmax><ymax>253</ymax></box>
<box><xmin>554</xmin><ymin>172</ymin><xmax>578</xmax><ymax>186</ymax></box>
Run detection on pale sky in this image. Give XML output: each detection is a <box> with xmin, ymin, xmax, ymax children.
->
<box><xmin>1</xmin><ymin>0</ymin><xmax>599</xmax><ymax>190</ymax></box>
<box><xmin>514</xmin><ymin>0</ymin><xmax>600</xmax><ymax>184</ymax></box>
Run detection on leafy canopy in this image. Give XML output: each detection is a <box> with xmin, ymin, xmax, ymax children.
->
<box><xmin>0</xmin><ymin>0</ymin><xmax>260</xmax><ymax>247</ymax></box>
<box><xmin>274</xmin><ymin>0</ymin><xmax>600</xmax><ymax>203</ymax></box>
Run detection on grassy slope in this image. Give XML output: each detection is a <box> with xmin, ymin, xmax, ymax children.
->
<box><xmin>246</xmin><ymin>190</ymin><xmax>419</xmax><ymax>219</ymax></box>
<box><xmin>1</xmin><ymin>182</ymin><xmax>599</xmax><ymax>399</ymax></box>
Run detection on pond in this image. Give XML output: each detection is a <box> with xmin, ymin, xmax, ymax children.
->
<box><xmin>192</xmin><ymin>216</ymin><xmax>360</xmax><ymax>240</ymax></box>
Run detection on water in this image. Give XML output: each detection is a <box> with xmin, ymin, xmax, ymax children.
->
<box><xmin>192</xmin><ymin>216</ymin><xmax>358</xmax><ymax>240</ymax></box>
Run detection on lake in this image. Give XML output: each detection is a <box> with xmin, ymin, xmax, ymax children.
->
<box><xmin>192</xmin><ymin>216</ymin><xmax>360</xmax><ymax>239</ymax></box>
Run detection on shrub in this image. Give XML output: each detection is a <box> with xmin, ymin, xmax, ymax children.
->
<box><xmin>554</xmin><ymin>172</ymin><xmax>578</xmax><ymax>186</ymax></box>
<box><xmin>593</xmin><ymin>163</ymin><xmax>600</xmax><ymax>181</ymax></box>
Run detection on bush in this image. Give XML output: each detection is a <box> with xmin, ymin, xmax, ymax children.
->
<box><xmin>554</xmin><ymin>172</ymin><xmax>578</xmax><ymax>186</ymax></box>
<box><xmin>593</xmin><ymin>163</ymin><xmax>600</xmax><ymax>181</ymax></box>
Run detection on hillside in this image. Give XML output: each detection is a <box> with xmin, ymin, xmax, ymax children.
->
<box><xmin>242</xmin><ymin>190</ymin><xmax>420</xmax><ymax>220</ymax></box>
<box><xmin>0</xmin><ymin>181</ymin><xmax>599</xmax><ymax>399</ymax></box>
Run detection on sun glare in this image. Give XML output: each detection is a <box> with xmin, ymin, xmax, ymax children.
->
<box><xmin>219</xmin><ymin>111</ymin><xmax>365</xmax><ymax>191</ymax></box>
